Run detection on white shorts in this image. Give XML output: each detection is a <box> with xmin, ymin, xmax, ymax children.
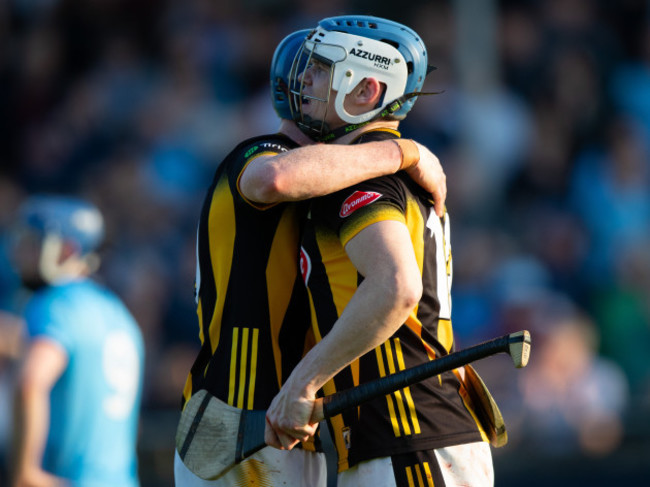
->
<box><xmin>337</xmin><ymin>441</ymin><xmax>493</xmax><ymax>487</ymax></box>
<box><xmin>174</xmin><ymin>447</ymin><xmax>327</xmax><ymax>487</ymax></box>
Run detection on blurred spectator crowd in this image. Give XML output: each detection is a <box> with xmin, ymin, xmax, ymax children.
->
<box><xmin>1</xmin><ymin>0</ymin><xmax>649</xmax><ymax>485</ymax></box>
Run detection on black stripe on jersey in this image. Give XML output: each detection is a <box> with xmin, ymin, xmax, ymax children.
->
<box><xmin>278</xmin><ymin>274</ymin><xmax>312</xmax><ymax>382</ymax></box>
<box><xmin>301</xmin><ymin>218</ymin><xmax>338</xmax><ymax>338</ymax></box>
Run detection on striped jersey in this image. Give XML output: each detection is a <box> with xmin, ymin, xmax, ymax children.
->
<box><xmin>300</xmin><ymin>129</ymin><xmax>486</xmax><ymax>470</ymax></box>
<box><xmin>182</xmin><ymin>133</ymin><xmax>313</xmax><ymax>411</ymax></box>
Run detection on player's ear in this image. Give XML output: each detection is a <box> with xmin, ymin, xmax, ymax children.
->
<box><xmin>352</xmin><ymin>77</ymin><xmax>383</xmax><ymax>106</ymax></box>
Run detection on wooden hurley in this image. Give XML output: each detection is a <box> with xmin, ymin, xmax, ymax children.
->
<box><xmin>176</xmin><ymin>330</ymin><xmax>531</xmax><ymax>480</ymax></box>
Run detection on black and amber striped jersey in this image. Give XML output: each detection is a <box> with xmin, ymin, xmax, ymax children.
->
<box><xmin>300</xmin><ymin>129</ymin><xmax>487</xmax><ymax>470</ymax></box>
<box><xmin>181</xmin><ymin>133</ymin><xmax>312</xmax><ymax>412</ymax></box>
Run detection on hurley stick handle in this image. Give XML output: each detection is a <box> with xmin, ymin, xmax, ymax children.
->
<box><xmin>317</xmin><ymin>330</ymin><xmax>531</xmax><ymax>420</ymax></box>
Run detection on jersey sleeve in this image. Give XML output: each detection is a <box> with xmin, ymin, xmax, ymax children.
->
<box><xmin>24</xmin><ymin>291</ymin><xmax>75</xmax><ymax>354</ymax></box>
<box><xmin>229</xmin><ymin>138</ymin><xmax>295</xmax><ymax>210</ymax></box>
<box><xmin>314</xmin><ymin>175</ymin><xmax>408</xmax><ymax>247</ymax></box>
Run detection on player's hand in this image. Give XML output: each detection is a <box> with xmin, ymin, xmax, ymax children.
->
<box><xmin>264</xmin><ymin>387</ymin><xmax>319</xmax><ymax>450</ymax></box>
<box><xmin>405</xmin><ymin>142</ymin><xmax>447</xmax><ymax>217</ymax></box>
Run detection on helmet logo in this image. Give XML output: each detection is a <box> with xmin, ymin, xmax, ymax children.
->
<box><xmin>349</xmin><ymin>48</ymin><xmax>392</xmax><ymax>70</ymax></box>
<box><xmin>339</xmin><ymin>191</ymin><xmax>382</xmax><ymax>217</ymax></box>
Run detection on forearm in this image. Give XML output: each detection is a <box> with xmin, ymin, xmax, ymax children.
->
<box><xmin>283</xmin><ymin>275</ymin><xmax>417</xmax><ymax>399</ymax></box>
<box><xmin>14</xmin><ymin>340</ymin><xmax>66</xmax><ymax>481</ymax></box>
<box><xmin>240</xmin><ymin>141</ymin><xmax>410</xmax><ymax>203</ymax></box>
<box><xmin>265</xmin><ymin>270</ymin><xmax>416</xmax><ymax>449</ymax></box>
<box><xmin>15</xmin><ymin>384</ymin><xmax>51</xmax><ymax>475</ymax></box>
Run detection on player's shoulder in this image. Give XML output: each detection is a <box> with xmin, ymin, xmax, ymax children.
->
<box><xmin>230</xmin><ymin>132</ymin><xmax>299</xmax><ymax>161</ymax></box>
<box><xmin>352</xmin><ymin>129</ymin><xmax>429</xmax><ymax>199</ymax></box>
<box><xmin>27</xmin><ymin>281</ymin><xmax>76</xmax><ymax>307</ymax></box>
<box><xmin>350</xmin><ymin>128</ymin><xmax>400</xmax><ymax>145</ymax></box>
<box><xmin>23</xmin><ymin>284</ymin><xmax>76</xmax><ymax>336</ymax></box>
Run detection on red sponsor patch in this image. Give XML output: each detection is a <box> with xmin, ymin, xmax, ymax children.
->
<box><xmin>339</xmin><ymin>191</ymin><xmax>382</xmax><ymax>218</ymax></box>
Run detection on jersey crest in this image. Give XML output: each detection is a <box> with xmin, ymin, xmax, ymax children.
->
<box><xmin>300</xmin><ymin>246</ymin><xmax>311</xmax><ymax>284</ymax></box>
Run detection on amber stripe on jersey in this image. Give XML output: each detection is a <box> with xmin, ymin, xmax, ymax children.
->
<box><xmin>375</xmin><ymin>338</ymin><xmax>421</xmax><ymax>438</ymax></box>
<box><xmin>405</xmin><ymin>462</ymin><xmax>434</xmax><ymax>487</ymax></box>
<box><xmin>227</xmin><ymin>327</ymin><xmax>260</xmax><ymax>409</ymax></box>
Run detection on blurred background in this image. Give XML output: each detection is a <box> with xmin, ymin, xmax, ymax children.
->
<box><xmin>1</xmin><ymin>0</ymin><xmax>649</xmax><ymax>485</ymax></box>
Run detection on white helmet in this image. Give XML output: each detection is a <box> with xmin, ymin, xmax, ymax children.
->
<box><xmin>289</xmin><ymin>27</ymin><xmax>408</xmax><ymax>137</ymax></box>
<box><xmin>289</xmin><ymin>16</ymin><xmax>431</xmax><ymax>139</ymax></box>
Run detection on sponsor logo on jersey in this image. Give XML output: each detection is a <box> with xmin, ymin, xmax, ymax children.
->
<box><xmin>339</xmin><ymin>191</ymin><xmax>382</xmax><ymax>218</ymax></box>
<box><xmin>244</xmin><ymin>143</ymin><xmax>289</xmax><ymax>159</ymax></box>
<box><xmin>300</xmin><ymin>246</ymin><xmax>311</xmax><ymax>284</ymax></box>
<box><xmin>349</xmin><ymin>48</ymin><xmax>392</xmax><ymax>70</ymax></box>
<box><xmin>260</xmin><ymin>142</ymin><xmax>289</xmax><ymax>152</ymax></box>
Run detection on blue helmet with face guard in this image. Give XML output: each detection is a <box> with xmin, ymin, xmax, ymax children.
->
<box><xmin>270</xmin><ymin>29</ymin><xmax>312</xmax><ymax>120</ymax></box>
<box><xmin>18</xmin><ymin>195</ymin><xmax>105</xmax><ymax>256</ymax></box>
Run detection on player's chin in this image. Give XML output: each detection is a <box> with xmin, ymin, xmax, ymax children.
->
<box><xmin>301</xmin><ymin>98</ymin><xmax>314</xmax><ymax>113</ymax></box>
<box><xmin>306</xmin><ymin>102</ymin><xmax>327</xmax><ymax>120</ymax></box>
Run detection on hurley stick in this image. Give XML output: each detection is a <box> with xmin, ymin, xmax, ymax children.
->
<box><xmin>320</xmin><ymin>329</ymin><xmax>530</xmax><ymax>418</ymax></box>
<box><xmin>176</xmin><ymin>330</ymin><xmax>531</xmax><ymax>480</ymax></box>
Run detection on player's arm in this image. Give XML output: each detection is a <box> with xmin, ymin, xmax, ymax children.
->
<box><xmin>239</xmin><ymin>140</ymin><xmax>446</xmax><ymax>216</ymax></box>
<box><xmin>13</xmin><ymin>338</ymin><xmax>69</xmax><ymax>487</ymax></box>
<box><xmin>264</xmin><ymin>219</ymin><xmax>422</xmax><ymax>449</ymax></box>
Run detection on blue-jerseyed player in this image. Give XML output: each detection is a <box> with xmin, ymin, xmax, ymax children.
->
<box><xmin>11</xmin><ymin>195</ymin><xmax>145</xmax><ymax>487</ymax></box>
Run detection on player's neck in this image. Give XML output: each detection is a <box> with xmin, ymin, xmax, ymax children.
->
<box><xmin>334</xmin><ymin>120</ymin><xmax>400</xmax><ymax>145</ymax></box>
<box><xmin>278</xmin><ymin>119</ymin><xmax>316</xmax><ymax>146</ymax></box>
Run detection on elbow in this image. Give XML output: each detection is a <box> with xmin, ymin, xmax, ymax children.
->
<box><xmin>242</xmin><ymin>167</ymin><xmax>286</xmax><ymax>204</ymax></box>
<box><xmin>401</xmin><ymin>279</ymin><xmax>423</xmax><ymax>313</ymax></box>
<box><xmin>254</xmin><ymin>182</ymin><xmax>283</xmax><ymax>204</ymax></box>
<box><xmin>391</xmin><ymin>271</ymin><xmax>422</xmax><ymax>315</ymax></box>
<box><xmin>262</xmin><ymin>169</ymin><xmax>293</xmax><ymax>202</ymax></box>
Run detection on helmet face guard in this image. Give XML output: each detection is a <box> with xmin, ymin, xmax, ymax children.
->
<box><xmin>288</xmin><ymin>27</ymin><xmax>408</xmax><ymax>137</ymax></box>
<box><xmin>13</xmin><ymin>195</ymin><xmax>105</xmax><ymax>284</ymax></box>
<box><xmin>270</xmin><ymin>29</ymin><xmax>312</xmax><ymax>120</ymax></box>
<box><xmin>287</xmin><ymin>32</ymin><xmax>344</xmax><ymax>137</ymax></box>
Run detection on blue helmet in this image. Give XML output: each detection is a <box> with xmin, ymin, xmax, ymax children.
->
<box><xmin>315</xmin><ymin>15</ymin><xmax>430</xmax><ymax>120</ymax></box>
<box><xmin>18</xmin><ymin>195</ymin><xmax>105</xmax><ymax>255</ymax></box>
<box><xmin>270</xmin><ymin>29</ymin><xmax>312</xmax><ymax>120</ymax></box>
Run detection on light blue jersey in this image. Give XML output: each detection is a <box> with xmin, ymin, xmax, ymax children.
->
<box><xmin>24</xmin><ymin>279</ymin><xmax>144</xmax><ymax>487</ymax></box>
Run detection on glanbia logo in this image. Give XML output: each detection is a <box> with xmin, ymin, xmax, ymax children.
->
<box><xmin>339</xmin><ymin>191</ymin><xmax>382</xmax><ymax>217</ymax></box>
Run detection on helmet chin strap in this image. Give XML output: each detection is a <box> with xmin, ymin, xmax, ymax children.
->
<box><xmin>296</xmin><ymin>115</ymin><xmax>333</xmax><ymax>141</ymax></box>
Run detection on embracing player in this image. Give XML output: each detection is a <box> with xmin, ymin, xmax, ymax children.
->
<box><xmin>174</xmin><ymin>26</ymin><xmax>448</xmax><ymax>487</ymax></box>
<box><xmin>266</xmin><ymin>15</ymin><xmax>500</xmax><ymax>487</ymax></box>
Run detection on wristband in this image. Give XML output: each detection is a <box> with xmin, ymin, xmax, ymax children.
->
<box><xmin>392</xmin><ymin>139</ymin><xmax>420</xmax><ymax>170</ymax></box>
